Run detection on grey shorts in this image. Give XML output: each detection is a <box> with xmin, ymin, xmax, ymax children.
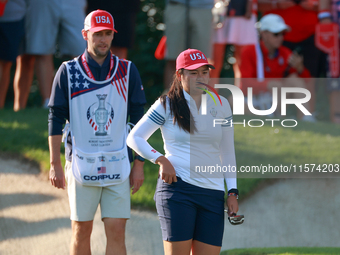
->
<box><xmin>164</xmin><ymin>2</ymin><xmax>213</xmax><ymax>60</ymax></box>
<box><xmin>25</xmin><ymin>0</ymin><xmax>86</xmax><ymax>56</ymax></box>
<box><xmin>65</xmin><ymin>161</ymin><xmax>131</xmax><ymax>222</ymax></box>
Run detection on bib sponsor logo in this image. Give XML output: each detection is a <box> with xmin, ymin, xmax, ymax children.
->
<box><xmin>86</xmin><ymin>157</ymin><xmax>95</xmax><ymax>163</ymax></box>
<box><xmin>76</xmin><ymin>154</ymin><xmax>84</xmax><ymax>160</ymax></box>
<box><xmin>84</xmin><ymin>174</ymin><xmax>121</xmax><ymax>181</ymax></box>
<box><xmin>109</xmin><ymin>156</ymin><xmax>120</xmax><ymax>162</ymax></box>
<box><xmin>95</xmin><ymin>16</ymin><xmax>111</xmax><ymax>25</ymax></box>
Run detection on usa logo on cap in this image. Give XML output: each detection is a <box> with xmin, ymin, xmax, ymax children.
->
<box><xmin>84</xmin><ymin>10</ymin><xmax>117</xmax><ymax>33</ymax></box>
<box><xmin>176</xmin><ymin>49</ymin><xmax>215</xmax><ymax>71</ymax></box>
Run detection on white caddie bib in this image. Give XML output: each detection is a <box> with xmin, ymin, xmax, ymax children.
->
<box><xmin>64</xmin><ymin>55</ymin><xmax>131</xmax><ymax>186</ymax></box>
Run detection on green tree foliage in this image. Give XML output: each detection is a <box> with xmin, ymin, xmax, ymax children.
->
<box><xmin>129</xmin><ymin>0</ymin><xmax>166</xmax><ymax>106</ymax></box>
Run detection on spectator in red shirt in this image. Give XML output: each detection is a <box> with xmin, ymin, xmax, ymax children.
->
<box><xmin>240</xmin><ymin>14</ymin><xmax>316</xmax><ymax>121</ymax></box>
<box><xmin>318</xmin><ymin>0</ymin><xmax>340</xmax><ymax>124</ymax></box>
<box><xmin>260</xmin><ymin>0</ymin><xmax>326</xmax><ymax>119</ymax></box>
<box><xmin>263</xmin><ymin>0</ymin><xmax>325</xmax><ymax>78</ymax></box>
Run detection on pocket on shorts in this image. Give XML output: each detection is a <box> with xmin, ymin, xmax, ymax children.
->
<box><xmin>154</xmin><ymin>177</ymin><xmax>179</xmax><ymax>201</ymax></box>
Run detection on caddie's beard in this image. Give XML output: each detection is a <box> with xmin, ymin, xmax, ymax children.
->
<box><xmin>94</xmin><ymin>46</ymin><xmax>110</xmax><ymax>58</ymax></box>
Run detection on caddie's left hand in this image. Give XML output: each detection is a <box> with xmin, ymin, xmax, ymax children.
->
<box><xmin>130</xmin><ymin>160</ymin><xmax>144</xmax><ymax>194</ymax></box>
<box><xmin>226</xmin><ymin>196</ymin><xmax>239</xmax><ymax>217</ymax></box>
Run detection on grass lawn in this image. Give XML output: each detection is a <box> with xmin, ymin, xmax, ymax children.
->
<box><xmin>221</xmin><ymin>247</ymin><xmax>340</xmax><ymax>255</ymax></box>
<box><xmin>1</xmin><ymin>109</ymin><xmax>339</xmax><ymax>209</ymax></box>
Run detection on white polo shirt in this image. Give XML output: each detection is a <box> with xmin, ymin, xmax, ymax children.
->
<box><xmin>127</xmin><ymin>90</ymin><xmax>237</xmax><ymax>192</ymax></box>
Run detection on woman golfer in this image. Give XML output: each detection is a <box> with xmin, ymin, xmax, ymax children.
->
<box><xmin>127</xmin><ymin>48</ymin><xmax>239</xmax><ymax>255</ymax></box>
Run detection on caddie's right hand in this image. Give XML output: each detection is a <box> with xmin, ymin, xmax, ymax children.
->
<box><xmin>156</xmin><ymin>156</ymin><xmax>177</xmax><ymax>184</ymax></box>
<box><xmin>49</xmin><ymin>163</ymin><xmax>65</xmax><ymax>189</ymax></box>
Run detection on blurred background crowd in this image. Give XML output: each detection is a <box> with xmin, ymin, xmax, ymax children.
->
<box><xmin>0</xmin><ymin>0</ymin><xmax>339</xmax><ymax>123</ymax></box>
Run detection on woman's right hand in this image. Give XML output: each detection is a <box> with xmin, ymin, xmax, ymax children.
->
<box><xmin>155</xmin><ymin>156</ymin><xmax>177</xmax><ymax>184</ymax></box>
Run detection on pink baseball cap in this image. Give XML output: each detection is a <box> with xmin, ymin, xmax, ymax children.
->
<box><xmin>176</xmin><ymin>49</ymin><xmax>215</xmax><ymax>71</ymax></box>
<box><xmin>84</xmin><ymin>10</ymin><xmax>117</xmax><ymax>33</ymax></box>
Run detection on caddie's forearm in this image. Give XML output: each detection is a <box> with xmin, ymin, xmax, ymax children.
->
<box><xmin>49</xmin><ymin>135</ymin><xmax>63</xmax><ymax>165</ymax></box>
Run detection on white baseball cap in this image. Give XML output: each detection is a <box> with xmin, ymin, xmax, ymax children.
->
<box><xmin>257</xmin><ymin>14</ymin><xmax>290</xmax><ymax>33</ymax></box>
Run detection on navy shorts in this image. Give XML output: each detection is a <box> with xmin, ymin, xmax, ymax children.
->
<box><xmin>154</xmin><ymin>177</ymin><xmax>225</xmax><ymax>246</ymax></box>
<box><xmin>0</xmin><ymin>18</ymin><xmax>25</xmax><ymax>62</ymax></box>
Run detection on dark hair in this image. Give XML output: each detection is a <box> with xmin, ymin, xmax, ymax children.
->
<box><xmin>160</xmin><ymin>69</ymin><xmax>197</xmax><ymax>133</ymax></box>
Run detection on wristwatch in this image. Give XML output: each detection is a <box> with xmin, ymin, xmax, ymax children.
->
<box><xmin>134</xmin><ymin>155</ymin><xmax>145</xmax><ymax>162</ymax></box>
<box><xmin>228</xmin><ymin>189</ymin><xmax>239</xmax><ymax>199</ymax></box>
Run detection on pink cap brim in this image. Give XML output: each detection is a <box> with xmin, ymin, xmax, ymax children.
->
<box><xmin>179</xmin><ymin>63</ymin><xmax>215</xmax><ymax>71</ymax></box>
<box><xmin>89</xmin><ymin>27</ymin><xmax>118</xmax><ymax>33</ymax></box>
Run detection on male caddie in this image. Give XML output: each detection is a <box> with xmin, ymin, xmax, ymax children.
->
<box><xmin>48</xmin><ymin>10</ymin><xmax>146</xmax><ymax>254</ymax></box>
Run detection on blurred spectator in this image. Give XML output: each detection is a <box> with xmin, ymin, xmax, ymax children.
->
<box><xmin>318</xmin><ymin>0</ymin><xmax>340</xmax><ymax>123</ymax></box>
<box><xmin>13</xmin><ymin>0</ymin><xmax>86</xmax><ymax>111</ymax></box>
<box><xmin>240</xmin><ymin>14</ymin><xmax>316</xmax><ymax>121</ymax></box>
<box><xmin>264</xmin><ymin>0</ymin><xmax>325</xmax><ymax>76</ymax></box>
<box><xmin>86</xmin><ymin>0</ymin><xmax>140</xmax><ymax>60</ymax></box>
<box><xmin>0</xmin><ymin>0</ymin><xmax>26</xmax><ymax>109</ymax></box>
<box><xmin>261</xmin><ymin>0</ymin><xmax>327</xmax><ymax>114</ymax></box>
<box><xmin>163</xmin><ymin>0</ymin><xmax>215</xmax><ymax>89</ymax></box>
<box><xmin>211</xmin><ymin>0</ymin><xmax>258</xmax><ymax>81</ymax></box>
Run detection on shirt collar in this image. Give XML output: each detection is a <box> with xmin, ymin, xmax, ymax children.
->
<box><xmin>183</xmin><ymin>89</ymin><xmax>192</xmax><ymax>103</ymax></box>
<box><xmin>183</xmin><ymin>88</ymin><xmax>201</xmax><ymax>110</ymax></box>
<box><xmin>84</xmin><ymin>49</ymin><xmax>111</xmax><ymax>68</ymax></box>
